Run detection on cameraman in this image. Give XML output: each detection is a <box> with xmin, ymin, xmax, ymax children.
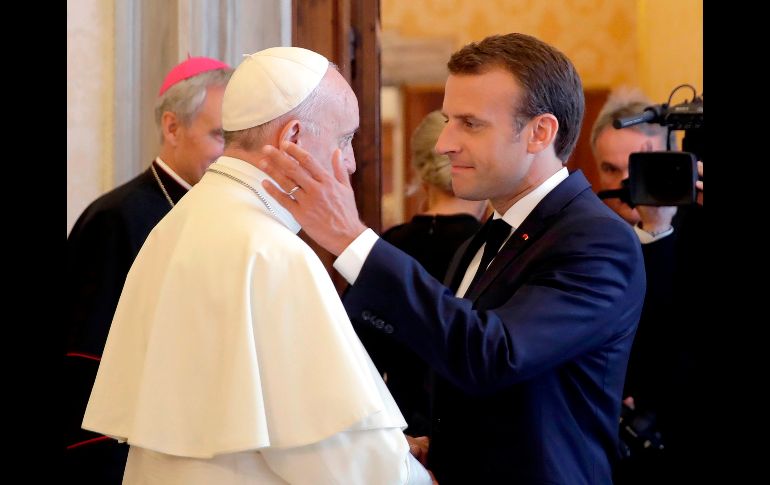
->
<box><xmin>590</xmin><ymin>87</ymin><xmax>685</xmax><ymax>484</ymax></box>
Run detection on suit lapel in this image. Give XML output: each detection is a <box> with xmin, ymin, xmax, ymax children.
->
<box><xmin>446</xmin><ymin>217</ymin><xmax>492</xmax><ymax>293</ymax></box>
<box><xmin>463</xmin><ymin>217</ymin><xmax>546</xmax><ymax>301</ymax></box>
<box><xmin>464</xmin><ymin>170</ymin><xmax>593</xmax><ymax>301</ymax></box>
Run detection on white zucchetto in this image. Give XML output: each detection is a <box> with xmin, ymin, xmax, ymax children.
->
<box><xmin>222</xmin><ymin>47</ymin><xmax>329</xmax><ymax>131</ymax></box>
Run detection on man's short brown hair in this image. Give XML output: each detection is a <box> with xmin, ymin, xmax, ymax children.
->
<box><xmin>448</xmin><ymin>33</ymin><xmax>585</xmax><ymax>163</ymax></box>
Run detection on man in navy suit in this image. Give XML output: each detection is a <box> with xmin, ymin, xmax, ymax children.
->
<box><xmin>260</xmin><ymin>33</ymin><xmax>645</xmax><ymax>485</ymax></box>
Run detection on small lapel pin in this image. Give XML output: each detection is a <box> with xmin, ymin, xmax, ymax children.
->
<box><xmin>522</xmin><ymin>234</ymin><xmax>529</xmax><ymax>240</ymax></box>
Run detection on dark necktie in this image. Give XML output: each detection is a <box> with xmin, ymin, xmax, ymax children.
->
<box><xmin>466</xmin><ymin>218</ymin><xmax>512</xmax><ymax>294</ymax></box>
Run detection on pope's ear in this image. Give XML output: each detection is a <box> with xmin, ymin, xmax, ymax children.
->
<box><xmin>277</xmin><ymin>120</ymin><xmax>301</xmax><ymax>144</ymax></box>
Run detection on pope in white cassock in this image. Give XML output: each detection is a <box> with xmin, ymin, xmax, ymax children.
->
<box><xmin>83</xmin><ymin>47</ymin><xmax>433</xmax><ymax>484</ymax></box>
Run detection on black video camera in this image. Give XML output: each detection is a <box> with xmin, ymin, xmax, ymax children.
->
<box><xmin>598</xmin><ymin>84</ymin><xmax>703</xmax><ymax>207</ymax></box>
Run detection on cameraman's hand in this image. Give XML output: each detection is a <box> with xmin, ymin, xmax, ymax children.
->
<box><xmin>636</xmin><ymin>205</ymin><xmax>677</xmax><ymax>235</ymax></box>
<box><xmin>696</xmin><ymin>161</ymin><xmax>703</xmax><ymax>206</ymax></box>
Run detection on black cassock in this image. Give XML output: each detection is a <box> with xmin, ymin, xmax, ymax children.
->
<box><xmin>65</xmin><ymin>161</ymin><xmax>187</xmax><ymax>484</ymax></box>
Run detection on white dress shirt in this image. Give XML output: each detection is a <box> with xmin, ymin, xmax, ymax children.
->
<box><xmin>335</xmin><ymin>167</ymin><xmax>569</xmax><ymax>299</ymax></box>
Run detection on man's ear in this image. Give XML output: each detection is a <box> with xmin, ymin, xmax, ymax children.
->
<box><xmin>277</xmin><ymin>119</ymin><xmax>301</xmax><ymax>145</ymax></box>
<box><xmin>161</xmin><ymin>111</ymin><xmax>180</xmax><ymax>146</ymax></box>
<box><xmin>526</xmin><ymin>114</ymin><xmax>559</xmax><ymax>155</ymax></box>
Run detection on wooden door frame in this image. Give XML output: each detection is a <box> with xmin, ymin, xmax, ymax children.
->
<box><xmin>292</xmin><ymin>0</ymin><xmax>381</xmax><ymax>290</ymax></box>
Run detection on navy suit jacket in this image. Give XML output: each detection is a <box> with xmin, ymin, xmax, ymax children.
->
<box><xmin>344</xmin><ymin>171</ymin><xmax>646</xmax><ymax>484</ymax></box>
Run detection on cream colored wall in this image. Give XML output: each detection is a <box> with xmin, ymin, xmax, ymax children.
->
<box><xmin>67</xmin><ymin>0</ymin><xmax>114</xmax><ymax>234</ymax></box>
<box><xmin>637</xmin><ymin>0</ymin><xmax>703</xmax><ymax>103</ymax></box>
<box><xmin>382</xmin><ymin>0</ymin><xmax>638</xmax><ymax>89</ymax></box>
<box><xmin>383</xmin><ymin>0</ymin><xmax>702</xmax><ymax>98</ymax></box>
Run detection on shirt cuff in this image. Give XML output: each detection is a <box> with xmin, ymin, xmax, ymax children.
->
<box><xmin>634</xmin><ymin>223</ymin><xmax>674</xmax><ymax>244</ymax></box>
<box><xmin>333</xmin><ymin>228</ymin><xmax>380</xmax><ymax>284</ymax></box>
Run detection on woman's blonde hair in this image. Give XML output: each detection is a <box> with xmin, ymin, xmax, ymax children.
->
<box><xmin>411</xmin><ymin>110</ymin><xmax>452</xmax><ymax>192</ymax></box>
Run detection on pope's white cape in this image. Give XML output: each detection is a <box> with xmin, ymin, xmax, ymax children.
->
<box><xmin>83</xmin><ymin>156</ymin><xmax>406</xmax><ymax>458</ymax></box>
